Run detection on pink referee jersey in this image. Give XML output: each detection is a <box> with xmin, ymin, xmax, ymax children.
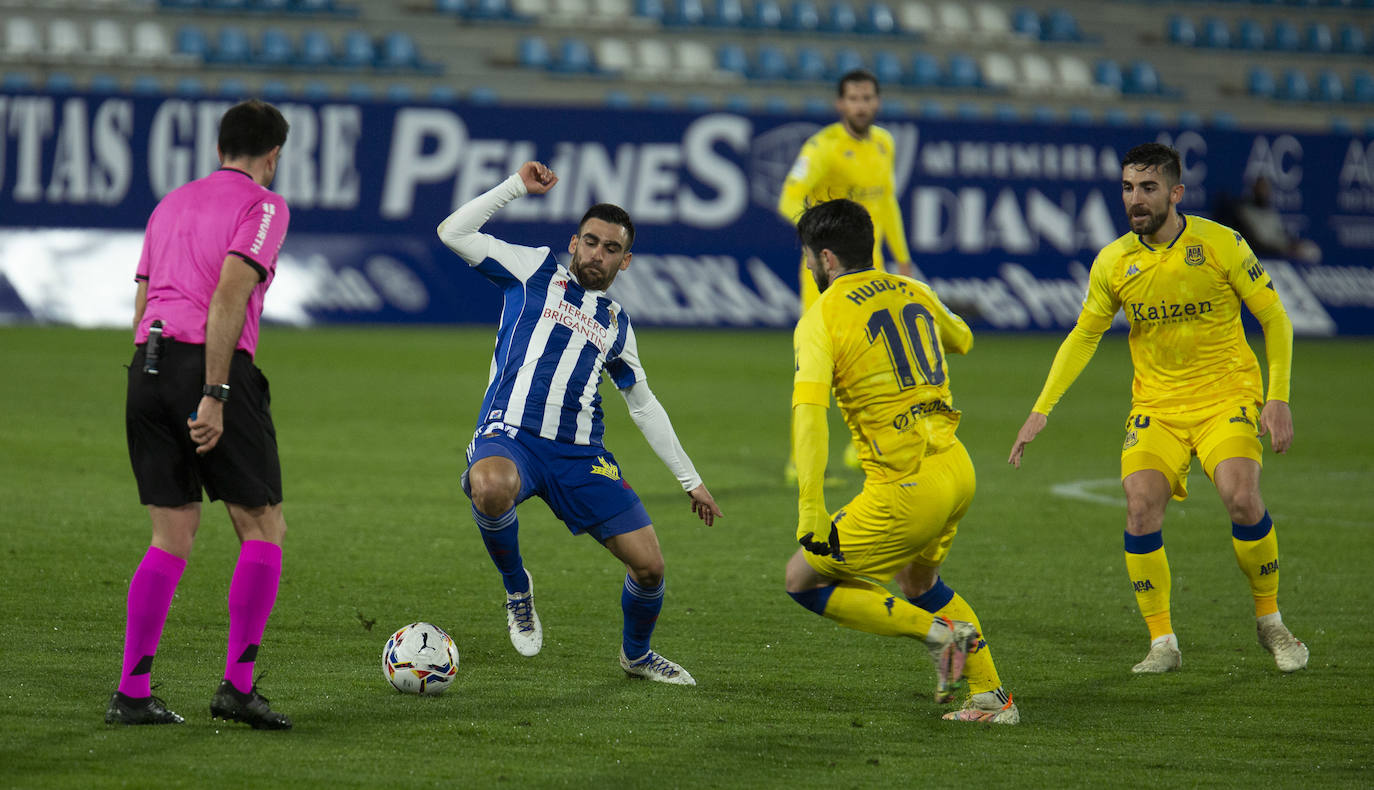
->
<box><xmin>134</xmin><ymin>168</ymin><xmax>290</xmax><ymax>356</ymax></box>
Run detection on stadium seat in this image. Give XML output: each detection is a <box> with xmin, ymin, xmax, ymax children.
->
<box><xmin>716</xmin><ymin>43</ymin><xmax>748</xmax><ymax>78</ymax></box>
<box><xmin>974</xmin><ymin>3</ymin><xmax>1011</xmax><ymax>39</ymax></box>
<box><xmin>1235</xmin><ymin>18</ymin><xmax>1266</xmax><ymax>50</ymax></box>
<box><xmin>898</xmin><ymin>1</ymin><xmax>934</xmax><ymax>37</ymax></box>
<box><xmin>749</xmin><ymin>0</ymin><xmax>784</xmax><ymax>29</ymax></box>
<box><xmin>45</xmin><ymin>72</ymin><xmax>77</xmax><ymax>92</ymax></box>
<box><xmin>592</xmin><ymin>0</ymin><xmax>631</xmax><ymax>20</ymax></box>
<box><xmin>218</xmin><ymin>76</ymin><xmax>249</xmax><ymax>98</ymax></box>
<box><xmin>378</xmin><ymin>32</ymin><xmax>423</xmax><ymax>70</ymax></box>
<box><xmin>518</xmin><ymin>36</ymin><xmax>551</xmax><ymax>70</ymax></box>
<box><xmin>644</xmin><ymin>91</ymin><xmax>673</xmax><ymax>110</ymax></box>
<box><xmin>1056</xmin><ymin>54</ymin><xmax>1094</xmax><ymax>95</ymax></box>
<box><xmin>208</xmin><ymin>0</ymin><xmax>250</xmax><ymax>11</ymax></box>
<box><xmin>258</xmin><ymin>28</ymin><xmax>296</xmax><ymax>67</ymax></box>
<box><xmin>47</xmin><ymin>19</ymin><xmax>85</xmax><ymax>61</ymax></box>
<box><xmin>832</xmin><ymin>48</ymin><xmax>865</xmax><ymax>79</ymax></box>
<box><xmin>428</xmin><ymin>84</ymin><xmax>459</xmax><ymax>103</ymax></box>
<box><xmin>337</xmin><ymin>30</ymin><xmax>375</xmax><ymax>69</ymax></box>
<box><xmin>386</xmin><ymin>84</ymin><xmax>414</xmax><ymax>102</ymax></box>
<box><xmin>345</xmin><ymin>82</ymin><xmax>373</xmax><ymax>101</ymax></box>
<box><xmin>917</xmin><ymin>98</ymin><xmax>945</xmax><ymax>118</ymax></box>
<box><xmin>1102</xmin><ymin>107</ymin><xmax>1129</xmax><ymax>126</ymax></box>
<box><xmin>1305</xmin><ymin>22</ymin><xmax>1334</xmax><ymax>53</ymax></box>
<box><xmin>1031</xmin><ymin>105</ymin><xmax>1058</xmax><ymax>123</ymax></box>
<box><xmin>1351</xmin><ymin>70</ymin><xmax>1374</xmax><ymax>103</ymax></box>
<box><xmin>89</xmin><ymin>73</ymin><xmax>121</xmax><ymax>93</ymax></box>
<box><xmin>1315</xmin><ymin>70</ymin><xmax>1344</xmax><ymax>103</ymax></box>
<box><xmin>711</xmin><ymin>0</ymin><xmax>746</xmax><ymax>28</ymax></box>
<box><xmin>793</xmin><ymin>46</ymin><xmax>828</xmax><ymax>81</ymax></box>
<box><xmin>1247</xmin><ymin>65</ymin><xmax>1276</xmax><ymax>98</ymax></box>
<box><xmin>634</xmin><ymin>37</ymin><xmax>673</xmax><ymax>78</ymax></box>
<box><xmin>826</xmin><ymin>1</ymin><xmax>860</xmax><ymax>35</ymax></box>
<box><xmin>551</xmin><ymin>37</ymin><xmax>594</xmax><ymax>73</ymax></box>
<box><xmin>467</xmin><ymin>0</ymin><xmax>512</xmax><ymax>20</ymax></box>
<box><xmin>945</xmin><ymin>52</ymin><xmax>981</xmax><ymax>89</ymax></box>
<box><xmin>302</xmin><ymin>80</ymin><xmax>333</xmax><ymax>99</ymax></box>
<box><xmin>664</xmin><ymin>0</ymin><xmax>705</xmax><ymax>27</ymax></box>
<box><xmin>1330</xmin><ymin>116</ymin><xmax>1353</xmax><ymax>136</ymax></box>
<box><xmin>977</xmin><ymin>51</ymin><xmax>1015</xmax><ymax>90</ymax></box>
<box><xmin>1019</xmin><ymin>52</ymin><xmax>1054</xmax><ymax>92</ymax></box>
<box><xmin>804</xmin><ymin>96</ymin><xmax>831</xmax><ymax>115</ymax></box>
<box><xmin>724</xmin><ymin>93</ymin><xmax>751</xmax><ymax>113</ymax></box>
<box><xmin>936</xmin><ymin>2</ymin><xmax>974</xmax><ymax>38</ymax></box>
<box><xmin>468</xmin><ymin>85</ymin><xmax>499</xmax><ymax>104</ymax></box>
<box><xmin>1168</xmin><ymin>15</ymin><xmax>1196</xmax><ymax>47</ymax></box>
<box><xmin>1270</xmin><ymin>20</ymin><xmax>1299</xmax><ymax>51</ymax></box>
<box><xmin>675</xmin><ymin>40</ymin><xmax>716</xmax><ymax>80</ymax></box>
<box><xmin>175</xmin><ymin>76</ymin><xmax>206</xmax><ymax>95</ymax></box>
<box><xmin>873</xmin><ymin>49</ymin><xmax>903</xmax><ymax>84</ymax></box>
<box><xmin>435</xmin><ymin>0</ymin><xmax>465</xmax><ymax>11</ymax></box>
<box><xmin>907</xmin><ymin>52</ymin><xmax>941</xmax><ymax>87</ymax></box>
<box><xmin>1042</xmin><ymin>8</ymin><xmax>1081</xmax><ymax>42</ymax></box>
<box><xmin>257</xmin><ymin>0</ymin><xmax>292</xmax><ymax>12</ymax></box>
<box><xmin>1200</xmin><ymin>17</ymin><xmax>1230</xmax><ymax>49</ymax></box>
<box><xmin>1123</xmin><ymin>60</ymin><xmax>1161</xmax><ymax>95</ymax></box>
<box><xmin>877</xmin><ymin>97</ymin><xmax>908</xmax><ymax>117</ymax></box>
<box><xmin>299</xmin><ymin>29</ymin><xmax>333</xmax><ymax>67</ymax></box>
<box><xmin>131</xmin><ymin>22</ymin><xmax>172</xmax><ymax>63</ymax></box>
<box><xmin>1278</xmin><ymin>68</ymin><xmax>1309</xmax><ymax>101</ymax></box>
<box><xmin>1210</xmin><ymin>110</ymin><xmax>1236</xmax><ymax>129</ymax></box>
<box><xmin>1339</xmin><ymin>24</ymin><xmax>1366</xmax><ymax>55</ymax></box>
<box><xmin>131</xmin><ymin>75</ymin><xmax>163</xmax><ymax>94</ymax></box>
<box><xmin>1067</xmin><ymin>106</ymin><xmax>1094</xmax><ymax>124</ymax></box>
<box><xmin>212</xmin><ymin>26</ymin><xmax>253</xmax><ymax>65</ymax></box>
<box><xmin>1177</xmin><ymin>109</ymin><xmax>1203</xmax><ymax>129</ymax></box>
<box><xmin>1094</xmin><ymin>59</ymin><xmax>1123</xmax><ymax>93</ymax></box>
<box><xmin>3</xmin><ymin>17</ymin><xmax>42</xmax><ymax>59</ymax></box>
<box><xmin>175</xmin><ymin>26</ymin><xmax>210</xmax><ymax>62</ymax></box>
<box><xmin>762</xmin><ymin>95</ymin><xmax>791</xmax><ymax>113</ymax></box>
<box><xmin>1010</xmin><ymin>7</ymin><xmax>1039</xmax><ymax>39</ymax></box>
<box><xmin>633</xmin><ymin>0</ymin><xmax>665</xmax><ymax>21</ymax></box>
<box><xmin>595</xmin><ymin>38</ymin><xmax>633</xmax><ymax>75</ymax></box>
<box><xmin>294</xmin><ymin>0</ymin><xmax>339</xmax><ymax>11</ymax></box>
<box><xmin>786</xmin><ymin>0</ymin><xmax>822</xmax><ymax>32</ymax></box>
<box><xmin>1140</xmin><ymin>108</ymin><xmax>1165</xmax><ymax>127</ymax></box>
<box><xmin>861</xmin><ymin>2</ymin><xmax>898</xmax><ymax>35</ymax></box>
<box><xmin>993</xmin><ymin>102</ymin><xmax>1018</xmax><ymax>122</ymax></box>
<box><xmin>955</xmin><ymin>101</ymin><xmax>981</xmax><ymax>120</ymax></box>
<box><xmin>750</xmin><ymin>44</ymin><xmax>788</xmax><ymax>80</ymax></box>
<box><xmin>89</xmin><ymin>21</ymin><xmax>125</xmax><ymax>62</ymax></box>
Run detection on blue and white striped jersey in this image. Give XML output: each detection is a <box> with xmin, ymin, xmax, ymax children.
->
<box><xmin>471</xmin><ymin>242</ymin><xmax>644</xmax><ymax>447</ymax></box>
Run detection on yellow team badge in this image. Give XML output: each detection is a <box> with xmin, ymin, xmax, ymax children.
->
<box><xmin>590</xmin><ymin>456</ymin><xmax>621</xmax><ymax>481</ymax></box>
<box><xmin>1123</xmin><ymin>428</ymin><xmax>1139</xmax><ymax>450</ymax></box>
<box><xmin>1184</xmin><ymin>245</ymin><xmax>1205</xmax><ymax>266</ymax></box>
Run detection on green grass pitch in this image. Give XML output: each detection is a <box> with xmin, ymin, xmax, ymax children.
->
<box><xmin>1</xmin><ymin>326</ymin><xmax>1371</xmax><ymax>789</ymax></box>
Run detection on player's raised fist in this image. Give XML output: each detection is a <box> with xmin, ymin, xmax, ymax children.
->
<box><xmin>518</xmin><ymin>161</ymin><xmax>558</xmax><ymax>195</ymax></box>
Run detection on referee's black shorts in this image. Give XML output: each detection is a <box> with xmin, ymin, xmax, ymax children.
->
<box><xmin>126</xmin><ymin>339</ymin><xmax>283</xmax><ymax>507</ymax></box>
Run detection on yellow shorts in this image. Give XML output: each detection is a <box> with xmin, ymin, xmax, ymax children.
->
<box><xmin>1120</xmin><ymin>400</ymin><xmax>1264</xmax><ymax>500</ymax></box>
<box><xmin>804</xmin><ymin>440</ymin><xmax>976</xmax><ymax>582</ymax></box>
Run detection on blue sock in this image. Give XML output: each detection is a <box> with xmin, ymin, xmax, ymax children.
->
<box><xmin>472</xmin><ymin>504</ymin><xmax>527</xmax><ymax>596</ymax></box>
<box><xmin>621</xmin><ymin>574</ymin><xmax>664</xmax><ymax>661</ymax></box>
<box><xmin>908</xmin><ymin>577</ymin><xmax>955</xmax><ymax>612</ymax></box>
<box><xmin>788</xmin><ymin>585</ymin><xmax>835</xmax><ymax>615</ymax></box>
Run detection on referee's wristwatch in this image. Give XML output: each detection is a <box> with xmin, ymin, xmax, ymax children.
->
<box><xmin>202</xmin><ymin>383</ymin><xmax>231</xmax><ymax>402</ymax></box>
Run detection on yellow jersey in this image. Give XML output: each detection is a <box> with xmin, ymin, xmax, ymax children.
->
<box><xmin>778</xmin><ymin>122</ymin><xmax>911</xmax><ymax>269</ymax></box>
<box><xmin>1080</xmin><ymin>215</ymin><xmax>1281</xmax><ymax>412</ymax></box>
<box><xmin>793</xmin><ymin>269</ymin><xmax>972</xmax><ymax>483</ymax></box>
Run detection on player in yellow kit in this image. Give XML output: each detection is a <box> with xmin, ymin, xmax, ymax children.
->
<box><xmin>784</xmin><ymin>198</ymin><xmax>1018</xmax><ymax>724</ymax></box>
<box><xmin>779</xmin><ymin>69</ymin><xmax>914</xmax><ymax>478</ymax></box>
<box><xmin>1010</xmin><ymin>143</ymin><xmax>1307</xmax><ymax>675</ymax></box>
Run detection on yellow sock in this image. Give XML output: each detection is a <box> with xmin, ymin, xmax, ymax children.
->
<box><xmin>930</xmin><ymin>591</ymin><xmax>1001</xmax><ymax>695</ymax></box>
<box><xmin>823</xmin><ymin>578</ymin><xmax>935</xmax><ymax>638</ymax></box>
<box><xmin>1124</xmin><ymin>531</ymin><xmax>1172</xmax><ymax>640</ymax></box>
<box><xmin>1232</xmin><ymin>512</ymin><xmax>1280</xmax><ymax>618</ymax></box>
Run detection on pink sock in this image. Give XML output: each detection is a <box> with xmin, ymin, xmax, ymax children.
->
<box><xmin>225</xmin><ymin>540</ymin><xmax>282</xmax><ymax>694</ymax></box>
<box><xmin>118</xmin><ymin>546</ymin><xmax>187</xmax><ymax>698</ymax></box>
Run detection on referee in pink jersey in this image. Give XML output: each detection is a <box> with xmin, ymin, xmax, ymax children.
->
<box><xmin>107</xmin><ymin>100</ymin><xmax>293</xmax><ymax>730</ymax></box>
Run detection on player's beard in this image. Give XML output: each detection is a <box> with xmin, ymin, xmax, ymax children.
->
<box><xmin>1130</xmin><ymin>205</ymin><xmax>1169</xmax><ymax>237</ymax></box>
<box><xmin>811</xmin><ymin>267</ymin><xmax>831</xmax><ymax>293</ymax></box>
<box><xmin>570</xmin><ymin>251</ymin><xmax>613</xmax><ymax>291</ymax></box>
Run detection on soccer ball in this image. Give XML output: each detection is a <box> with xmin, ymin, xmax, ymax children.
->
<box><xmin>383</xmin><ymin>622</ymin><xmax>459</xmax><ymax>695</ymax></box>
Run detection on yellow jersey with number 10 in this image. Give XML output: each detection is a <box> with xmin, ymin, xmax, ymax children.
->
<box><xmin>1082</xmin><ymin>214</ymin><xmax>1280</xmax><ymax>412</ymax></box>
<box><xmin>793</xmin><ymin>269</ymin><xmax>972</xmax><ymax>483</ymax></box>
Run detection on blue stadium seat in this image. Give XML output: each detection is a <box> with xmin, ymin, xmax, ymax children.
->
<box><xmin>917</xmin><ymin>99</ymin><xmax>945</xmax><ymax>118</ymax></box>
<box><xmin>1236</xmin><ymin>18</ymin><xmax>1266</xmax><ymax>50</ymax></box>
<box><xmin>762</xmin><ymin>96</ymin><xmax>791</xmax><ymax>114</ymax></box>
<box><xmin>716</xmin><ymin>43</ymin><xmax>748</xmax><ymax>77</ymax></box>
<box><xmin>1123</xmin><ymin>60</ymin><xmax>1161</xmax><ymax>95</ymax></box>
<box><xmin>1200</xmin><ymin>17</ymin><xmax>1230</xmax><ymax>48</ymax></box>
<box><xmin>262</xmin><ymin>79</ymin><xmax>291</xmax><ymax>98</ymax></box>
<box><xmin>1068</xmin><ymin>106</ymin><xmax>1094</xmax><ymax>125</ymax></box>
<box><xmin>378</xmin><ymin>32</ymin><xmax>422</xmax><ymax>70</ymax></box>
<box><xmin>1247</xmin><ymin>65</ymin><xmax>1276</xmax><ymax>98</ymax></box>
<box><xmin>428</xmin><ymin>84</ymin><xmax>458</xmax><ymax>103</ymax></box>
<box><xmin>873</xmin><ymin>49</ymin><xmax>903</xmax><ymax>85</ymax></box>
<box><xmin>786</xmin><ymin>0</ymin><xmax>821</xmax><ymax>32</ymax></box>
<box><xmin>1042</xmin><ymin>9</ymin><xmax>1080</xmax><ymax>42</ymax></box>
<box><xmin>1330</xmin><ymin>116</ymin><xmax>1353</xmax><ymax>136</ymax></box>
<box><xmin>945</xmin><ymin>54</ymin><xmax>980</xmax><ymax>89</ymax></box>
<box><xmin>175</xmin><ymin>76</ymin><xmax>206</xmax><ymax>95</ymax></box>
<box><xmin>684</xmin><ymin>93</ymin><xmax>713</xmax><ymax>111</ymax></box>
<box><xmin>45</xmin><ymin>73</ymin><xmax>77</xmax><ymax>92</ymax></box>
<box><xmin>1094</xmin><ymin>59</ymin><xmax>1122</xmax><ymax>93</ymax></box>
<box><xmin>386</xmin><ymin>83</ymin><xmax>414</xmax><ymax>102</ymax></box>
<box><xmin>1351</xmin><ymin>70</ymin><xmax>1374</xmax><ymax>103</ymax></box>
<box><xmin>1278</xmin><ymin>68</ymin><xmax>1309</xmax><ymax>101</ymax></box>
<box><xmin>302</xmin><ymin>80</ymin><xmax>332</xmax><ymax>99</ymax></box>
<box><xmin>1270</xmin><ymin>20</ymin><xmax>1299</xmax><ymax>51</ymax></box>
<box><xmin>550</xmin><ymin>37</ymin><xmax>594</xmax><ymax>73</ymax></box>
<box><xmin>1177</xmin><ymin>109</ymin><xmax>1203</xmax><ymax>129</ymax></box>
<box><xmin>750</xmin><ymin>44</ymin><xmax>788</xmax><ymax>80</ymax></box>
<box><xmin>519</xmin><ymin>36</ymin><xmax>551</xmax><ymax>69</ymax></box>
<box><xmin>1210</xmin><ymin>110</ymin><xmax>1237</xmax><ymax>129</ymax></box>
<box><xmin>299</xmin><ymin>30</ymin><xmax>332</xmax><ymax>67</ymax></box>
<box><xmin>468</xmin><ymin>85</ymin><xmax>498</xmax><ymax>104</ymax></box>
<box><xmin>345</xmin><ymin>82</ymin><xmax>373</xmax><ymax>101</ymax></box>
<box><xmin>793</xmin><ymin>46</ymin><xmax>828</xmax><ymax>81</ymax></box>
<box><xmin>293</xmin><ymin>0</ymin><xmax>338</xmax><ymax>14</ymax></box>
<box><xmin>1315</xmin><ymin>70</ymin><xmax>1344</xmax><ymax>102</ymax></box>
<box><xmin>664</xmin><ymin>0</ymin><xmax>705</xmax><ymax>26</ymax></box>
<box><xmin>337</xmin><ymin>30</ymin><xmax>375</xmax><ymax>68</ymax></box>
<box><xmin>467</xmin><ymin>0</ymin><xmax>511</xmax><ymax>20</ymax></box>
<box><xmin>1306</xmin><ymin>22</ymin><xmax>1334</xmax><ymax>53</ymax></box>
<box><xmin>803</xmin><ymin>96</ymin><xmax>830</xmax><ymax>115</ymax></box>
<box><xmin>877</xmin><ymin>97</ymin><xmax>907</xmax><ymax>117</ymax></box>
<box><xmin>217</xmin><ymin>76</ymin><xmax>248</xmax><ymax>97</ymax></box>
<box><xmin>633</xmin><ymin>0</ymin><xmax>664</xmax><ymax>21</ymax></box>
<box><xmin>832</xmin><ymin>48</ymin><xmax>865</xmax><ymax>79</ymax></box>
<box><xmin>861</xmin><ymin>2</ymin><xmax>897</xmax><ymax>35</ymax></box>
<box><xmin>213</xmin><ymin>26</ymin><xmax>252</xmax><ymax>64</ymax></box>
<box><xmin>1168</xmin><ymin>15</ymin><xmax>1196</xmax><ymax>46</ymax></box>
<box><xmin>258</xmin><ymin>28</ymin><xmax>295</xmax><ymax>67</ymax></box>
<box><xmin>1103</xmin><ymin>107</ymin><xmax>1130</xmax><ymax>126</ymax></box>
<box><xmin>748</xmin><ymin>0</ymin><xmax>783</xmax><ymax>29</ymax></box>
<box><xmin>908</xmin><ymin>52</ymin><xmax>941</xmax><ymax>87</ymax></box>
<box><xmin>711</xmin><ymin>0</ymin><xmax>745</xmax><ymax>28</ymax></box>
<box><xmin>1338</xmin><ymin>24</ymin><xmax>1366</xmax><ymax>54</ymax></box>
<box><xmin>256</xmin><ymin>0</ymin><xmax>292</xmax><ymax>12</ymax></box>
<box><xmin>1011</xmin><ymin>8</ymin><xmax>1040</xmax><ymax>39</ymax></box>
<box><xmin>89</xmin><ymin>73</ymin><xmax>121</xmax><ymax>93</ymax></box>
<box><xmin>131</xmin><ymin>75</ymin><xmax>163</xmax><ymax>94</ymax></box>
<box><xmin>955</xmin><ymin>101</ymin><xmax>982</xmax><ymax>120</ymax></box>
<box><xmin>644</xmin><ymin>92</ymin><xmax>673</xmax><ymax>110</ymax></box>
<box><xmin>825</xmin><ymin>0</ymin><xmax>859</xmax><ymax>34</ymax></box>
<box><xmin>175</xmin><ymin>26</ymin><xmax>211</xmax><ymax>61</ymax></box>
<box><xmin>993</xmin><ymin>103</ymin><xmax>1019</xmax><ymax>122</ymax></box>
<box><xmin>1140</xmin><ymin>108</ymin><xmax>1165</xmax><ymax>127</ymax></box>
<box><xmin>208</xmin><ymin>0</ymin><xmax>250</xmax><ymax>11</ymax></box>
<box><xmin>1032</xmin><ymin>105</ymin><xmax>1058</xmax><ymax>124</ymax></box>
<box><xmin>724</xmin><ymin>94</ymin><xmax>751</xmax><ymax>113</ymax></box>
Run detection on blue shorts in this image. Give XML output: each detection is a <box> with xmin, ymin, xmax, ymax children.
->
<box><xmin>462</xmin><ymin>427</ymin><xmax>651</xmax><ymax>542</ymax></box>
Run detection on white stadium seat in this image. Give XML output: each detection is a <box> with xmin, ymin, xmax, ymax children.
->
<box><xmin>131</xmin><ymin>20</ymin><xmax>173</xmax><ymax>63</ymax></box>
<box><xmin>936</xmin><ymin>2</ymin><xmax>973</xmax><ymax>38</ymax></box>
<box><xmin>595</xmin><ymin>37</ymin><xmax>634</xmax><ymax>75</ymax></box>
<box><xmin>980</xmin><ymin>51</ymin><xmax>1017</xmax><ymax>90</ymax></box>
<box><xmin>4</xmin><ymin>17</ymin><xmax>43</xmax><ymax>59</ymax></box>
<box><xmin>1019</xmin><ymin>52</ymin><xmax>1055</xmax><ymax>92</ymax></box>
<box><xmin>898</xmin><ymin>1</ymin><xmax>933</xmax><ymax>37</ymax></box>
<box><xmin>90</xmin><ymin>19</ymin><xmax>128</xmax><ymax>62</ymax></box>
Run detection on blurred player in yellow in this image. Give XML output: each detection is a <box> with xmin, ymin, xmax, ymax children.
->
<box><xmin>1009</xmin><ymin>143</ymin><xmax>1307</xmax><ymax>675</ymax></box>
<box><xmin>784</xmin><ymin>198</ymin><xmax>1019</xmax><ymax>724</ymax></box>
<box><xmin>779</xmin><ymin>69</ymin><xmax>914</xmax><ymax>479</ymax></box>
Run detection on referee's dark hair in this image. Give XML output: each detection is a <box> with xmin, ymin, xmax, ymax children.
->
<box><xmin>797</xmin><ymin>198</ymin><xmax>874</xmax><ymax>272</ymax></box>
<box><xmin>1122</xmin><ymin>142</ymin><xmax>1182</xmax><ymax>187</ymax></box>
<box><xmin>837</xmin><ymin>68</ymin><xmax>879</xmax><ymax>96</ymax></box>
<box><xmin>579</xmin><ymin>203</ymin><xmax>636</xmax><ymax>250</ymax></box>
<box><xmin>219</xmin><ymin>99</ymin><xmax>289</xmax><ymax>160</ymax></box>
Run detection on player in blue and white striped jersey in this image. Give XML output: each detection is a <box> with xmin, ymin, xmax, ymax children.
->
<box><xmin>438</xmin><ymin>161</ymin><xmax>722</xmax><ymax>686</ymax></box>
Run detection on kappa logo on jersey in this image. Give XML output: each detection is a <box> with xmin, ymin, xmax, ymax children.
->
<box><xmin>1229</xmin><ymin>406</ymin><xmax>1254</xmax><ymax>426</ymax></box>
<box><xmin>1184</xmin><ymin>245</ymin><xmax>1205</xmax><ymax>266</ymax></box>
<box><xmin>590</xmin><ymin>456</ymin><xmax>620</xmax><ymax>481</ymax></box>
<box><xmin>1126</xmin><ymin>263</ymin><xmax>1141</xmax><ymax>277</ymax></box>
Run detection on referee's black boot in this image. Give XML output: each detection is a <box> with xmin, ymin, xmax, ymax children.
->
<box><xmin>210</xmin><ymin>679</ymin><xmax>292</xmax><ymax>730</ymax></box>
<box><xmin>105</xmin><ymin>690</ymin><xmax>185</xmax><ymax>725</ymax></box>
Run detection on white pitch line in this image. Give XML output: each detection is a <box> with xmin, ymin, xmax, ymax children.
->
<box><xmin>1049</xmin><ymin>478</ymin><xmax>1123</xmax><ymax>507</ymax></box>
